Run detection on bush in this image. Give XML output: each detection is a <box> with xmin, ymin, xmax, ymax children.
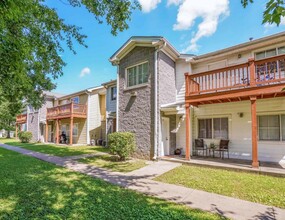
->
<box><xmin>18</xmin><ymin>131</ymin><xmax>33</xmax><ymax>143</ymax></box>
<box><xmin>108</xmin><ymin>132</ymin><xmax>136</xmax><ymax>161</ymax></box>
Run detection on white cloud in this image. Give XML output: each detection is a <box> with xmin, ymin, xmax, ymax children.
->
<box><xmin>139</xmin><ymin>0</ymin><xmax>161</xmax><ymax>13</ymax></box>
<box><xmin>169</xmin><ymin>0</ymin><xmax>229</xmax><ymax>52</ymax></box>
<box><xmin>79</xmin><ymin>67</ymin><xmax>91</xmax><ymax>78</ymax></box>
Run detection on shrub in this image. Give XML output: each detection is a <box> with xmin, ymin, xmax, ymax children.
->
<box><xmin>18</xmin><ymin>131</ymin><xmax>33</xmax><ymax>143</ymax></box>
<box><xmin>108</xmin><ymin>132</ymin><xmax>136</xmax><ymax>161</ymax></box>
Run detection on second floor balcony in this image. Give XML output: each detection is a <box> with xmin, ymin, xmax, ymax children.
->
<box><xmin>185</xmin><ymin>54</ymin><xmax>285</xmax><ymax>105</ymax></box>
<box><xmin>16</xmin><ymin>114</ymin><xmax>27</xmax><ymax>124</ymax></box>
<box><xmin>47</xmin><ymin>103</ymin><xmax>87</xmax><ymax>120</ymax></box>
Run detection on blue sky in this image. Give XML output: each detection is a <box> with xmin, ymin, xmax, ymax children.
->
<box><xmin>47</xmin><ymin>0</ymin><xmax>285</xmax><ymax>95</ymax></box>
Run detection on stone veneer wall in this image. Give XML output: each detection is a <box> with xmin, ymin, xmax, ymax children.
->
<box><xmin>118</xmin><ymin>46</ymin><xmax>155</xmax><ymax>159</ymax></box>
<box><xmin>27</xmin><ymin>112</ymin><xmax>39</xmax><ymax>142</ymax></box>
<box><xmin>157</xmin><ymin>51</ymin><xmax>176</xmax><ymax>156</ymax></box>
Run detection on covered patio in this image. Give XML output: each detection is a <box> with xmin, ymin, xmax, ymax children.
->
<box><xmin>162</xmin><ymin>155</ymin><xmax>285</xmax><ymax>177</ymax></box>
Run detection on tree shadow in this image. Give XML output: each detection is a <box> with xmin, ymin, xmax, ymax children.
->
<box><xmin>0</xmin><ymin>148</ymin><xmax>223</xmax><ymax>220</ymax></box>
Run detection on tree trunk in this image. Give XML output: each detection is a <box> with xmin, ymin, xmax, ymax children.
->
<box><xmin>7</xmin><ymin>130</ymin><xmax>11</xmax><ymax>138</ymax></box>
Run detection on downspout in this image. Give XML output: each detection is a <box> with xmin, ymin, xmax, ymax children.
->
<box><xmin>116</xmin><ymin>63</ymin><xmax>119</xmax><ymax>131</ymax></box>
<box><xmin>153</xmin><ymin>41</ymin><xmax>166</xmax><ymax>160</ymax></box>
<box><xmin>38</xmin><ymin>108</ymin><xmax>40</xmax><ymax>141</ymax></box>
<box><xmin>86</xmin><ymin>91</ymin><xmax>91</xmax><ymax>145</ymax></box>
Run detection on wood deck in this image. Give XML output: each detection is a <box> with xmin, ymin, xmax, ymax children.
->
<box><xmin>185</xmin><ymin>55</ymin><xmax>285</xmax><ymax>106</ymax></box>
<box><xmin>16</xmin><ymin>114</ymin><xmax>27</xmax><ymax>124</ymax></box>
<box><xmin>46</xmin><ymin>103</ymin><xmax>87</xmax><ymax>120</ymax></box>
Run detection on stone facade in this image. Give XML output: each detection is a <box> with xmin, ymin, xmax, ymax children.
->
<box><xmin>157</xmin><ymin>51</ymin><xmax>176</xmax><ymax>156</ymax></box>
<box><xmin>118</xmin><ymin>46</ymin><xmax>155</xmax><ymax>159</ymax></box>
<box><xmin>27</xmin><ymin>112</ymin><xmax>39</xmax><ymax>142</ymax></box>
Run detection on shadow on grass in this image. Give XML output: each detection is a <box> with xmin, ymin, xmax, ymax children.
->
<box><xmin>78</xmin><ymin>155</ymin><xmax>146</xmax><ymax>173</ymax></box>
<box><xmin>0</xmin><ymin>148</ymin><xmax>223</xmax><ymax>220</ymax></box>
<box><xmin>2</xmin><ymin>140</ymin><xmax>108</xmax><ymax>157</ymax></box>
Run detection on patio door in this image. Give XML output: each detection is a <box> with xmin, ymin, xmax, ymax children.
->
<box><xmin>161</xmin><ymin>117</ymin><xmax>170</xmax><ymax>156</ymax></box>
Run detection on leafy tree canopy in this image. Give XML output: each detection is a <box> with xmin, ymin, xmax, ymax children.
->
<box><xmin>0</xmin><ymin>0</ymin><xmax>139</xmax><ymax>108</ymax></box>
<box><xmin>242</xmin><ymin>0</ymin><xmax>285</xmax><ymax>25</ymax></box>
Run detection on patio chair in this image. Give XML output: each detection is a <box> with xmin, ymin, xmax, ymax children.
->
<box><xmin>194</xmin><ymin>139</ymin><xmax>208</xmax><ymax>157</ymax></box>
<box><xmin>214</xmin><ymin>139</ymin><xmax>230</xmax><ymax>159</ymax></box>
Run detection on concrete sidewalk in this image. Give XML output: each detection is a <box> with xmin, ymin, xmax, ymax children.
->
<box><xmin>1</xmin><ymin>143</ymin><xmax>285</xmax><ymax>220</ymax></box>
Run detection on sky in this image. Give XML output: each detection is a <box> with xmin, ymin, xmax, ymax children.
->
<box><xmin>47</xmin><ymin>0</ymin><xmax>285</xmax><ymax>95</ymax></box>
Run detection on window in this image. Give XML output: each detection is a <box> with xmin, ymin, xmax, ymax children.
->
<box><xmin>278</xmin><ymin>46</ymin><xmax>285</xmax><ymax>55</ymax></box>
<box><xmin>111</xmin><ymin>87</ymin><xmax>117</xmax><ymax>100</ymax></box>
<box><xmin>71</xmin><ymin>96</ymin><xmax>79</xmax><ymax>104</ymax></box>
<box><xmin>255</xmin><ymin>46</ymin><xmax>284</xmax><ymax>60</ymax></box>
<box><xmin>198</xmin><ymin>118</ymin><xmax>228</xmax><ymax>139</ymax></box>
<box><xmin>72</xmin><ymin>123</ymin><xmax>79</xmax><ymax>137</ymax></box>
<box><xmin>258</xmin><ymin>115</ymin><xmax>285</xmax><ymax>141</ymax></box>
<box><xmin>61</xmin><ymin>124</ymin><xmax>70</xmax><ymax>136</ymax></box>
<box><xmin>198</xmin><ymin>119</ymin><xmax>212</xmax><ymax>139</ymax></box>
<box><xmin>127</xmin><ymin>62</ymin><xmax>149</xmax><ymax>87</ymax></box>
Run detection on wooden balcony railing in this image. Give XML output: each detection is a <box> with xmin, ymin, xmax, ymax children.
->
<box><xmin>185</xmin><ymin>54</ymin><xmax>285</xmax><ymax>96</ymax></box>
<box><xmin>47</xmin><ymin>103</ymin><xmax>87</xmax><ymax>120</ymax></box>
<box><xmin>16</xmin><ymin>114</ymin><xmax>27</xmax><ymax>124</ymax></box>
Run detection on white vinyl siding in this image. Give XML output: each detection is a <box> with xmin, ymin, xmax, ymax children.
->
<box><xmin>106</xmin><ymin>86</ymin><xmax>116</xmax><ymax>113</ymax></box>
<box><xmin>126</xmin><ymin>62</ymin><xmax>148</xmax><ymax>87</ymax></box>
<box><xmin>183</xmin><ymin>97</ymin><xmax>285</xmax><ymax>163</ymax></box>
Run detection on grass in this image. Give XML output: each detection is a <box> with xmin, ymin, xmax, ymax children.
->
<box><xmin>0</xmin><ymin>148</ymin><xmax>224</xmax><ymax>220</ymax></box>
<box><xmin>79</xmin><ymin>155</ymin><xmax>147</xmax><ymax>173</ymax></box>
<box><xmin>0</xmin><ymin>138</ymin><xmax>109</xmax><ymax>157</ymax></box>
<box><xmin>155</xmin><ymin>164</ymin><xmax>285</xmax><ymax>209</ymax></box>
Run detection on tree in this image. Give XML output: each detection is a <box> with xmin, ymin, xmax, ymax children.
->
<box><xmin>0</xmin><ymin>0</ymin><xmax>139</xmax><ymax>108</ymax></box>
<box><xmin>242</xmin><ymin>0</ymin><xmax>285</xmax><ymax>25</ymax></box>
<box><xmin>0</xmin><ymin>97</ymin><xmax>24</xmax><ymax>138</ymax></box>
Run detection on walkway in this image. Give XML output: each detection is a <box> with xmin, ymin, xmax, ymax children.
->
<box><xmin>1</xmin><ymin>143</ymin><xmax>285</xmax><ymax>220</ymax></box>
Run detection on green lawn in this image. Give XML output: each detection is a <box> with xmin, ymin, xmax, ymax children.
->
<box><xmin>79</xmin><ymin>155</ymin><xmax>147</xmax><ymax>173</ymax></box>
<box><xmin>0</xmin><ymin>138</ymin><xmax>108</xmax><ymax>157</ymax></box>
<box><xmin>155</xmin><ymin>165</ymin><xmax>285</xmax><ymax>209</ymax></box>
<box><xmin>0</xmin><ymin>148</ymin><xmax>224</xmax><ymax>220</ymax></box>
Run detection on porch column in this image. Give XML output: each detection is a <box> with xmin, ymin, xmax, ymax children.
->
<box><xmin>185</xmin><ymin>103</ymin><xmax>191</xmax><ymax>160</ymax></box>
<box><xmin>56</xmin><ymin>119</ymin><xmax>59</xmax><ymax>144</ymax></box>
<box><xmin>250</xmin><ymin>96</ymin><xmax>259</xmax><ymax>168</ymax></box>
<box><xmin>15</xmin><ymin>123</ymin><xmax>18</xmax><ymax>139</ymax></box>
<box><xmin>45</xmin><ymin>120</ymin><xmax>48</xmax><ymax>143</ymax></box>
<box><xmin>70</xmin><ymin>117</ymin><xmax>73</xmax><ymax>145</ymax></box>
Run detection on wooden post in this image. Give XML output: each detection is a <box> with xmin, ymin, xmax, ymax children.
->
<box><xmin>70</xmin><ymin>117</ymin><xmax>73</xmax><ymax>145</ymax></box>
<box><xmin>250</xmin><ymin>96</ymin><xmax>259</xmax><ymax>168</ymax></box>
<box><xmin>185</xmin><ymin>73</ymin><xmax>189</xmax><ymax>95</ymax></box>
<box><xmin>45</xmin><ymin>120</ymin><xmax>48</xmax><ymax>143</ymax></box>
<box><xmin>56</xmin><ymin>119</ymin><xmax>59</xmax><ymax>144</ymax></box>
<box><xmin>185</xmin><ymin>103</ymin><xmax>191</xmax><ymax>160</ymax></box>
<box><xmin>15</xmin><ymin>123</ymin><xmax>18</xmax><ymax>139</ymax></box>
<box><xmin>248</xmin><ymin>58</ymin><xmax>256</xmax><ymax>86</ymax></box>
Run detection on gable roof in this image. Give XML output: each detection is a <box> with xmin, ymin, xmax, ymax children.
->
<box><xmin>109</xmin><ymin>36</ymin><xmax>181</xmax><ymax>64</ymax></box>
<box><xmin>57</xmin><ymin>85</ymin><xmax>105</xmax><ymax>100</ymax></box>
<box><xmin>192</xmin><ymin>31</ymin><xmax>285</xmax><ymax>62</ymax></box>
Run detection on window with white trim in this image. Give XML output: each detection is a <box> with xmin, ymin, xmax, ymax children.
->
<box><xmin>198</xmin><ymin>117</ymin><xmax>229</xmax><ymax>139</ymax></box>
<box><xmin>258</xmin><ymin>115</ymin><xmax>285</xmax><ymax>141</ymax></box>
<box><xmin>111</xmin><ymin>86</ymin><xmax>117</xmax><ymax>100</ymax></box>
<box><xmin>126</xmin><ymin>62</ymin><xmax>149</xmax><ymax>87</ymax></box>
<box><xmin>255</xmin><ymin>46</ymin><xmax>285</xmax><ymax>60</ymax></box>
<box><xmin>71</xmin><ymin>96</ymin><xmax>79</xmax><ymax>104</ymax></box>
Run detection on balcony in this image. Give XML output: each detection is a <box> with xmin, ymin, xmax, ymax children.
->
<box><xmin>16</xmin><ymin>114</ymin><xmax>27</xmax><ymax>124</ymax></box>
<box><xmin>185</xmin><ymin>54</ymin><xmax>285</xmax><ymax>105</ymax></box>
<box><xmin>47</xmin><ymin>103</ymin><xmax>87</xmax><ymax>120</ymax></box>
